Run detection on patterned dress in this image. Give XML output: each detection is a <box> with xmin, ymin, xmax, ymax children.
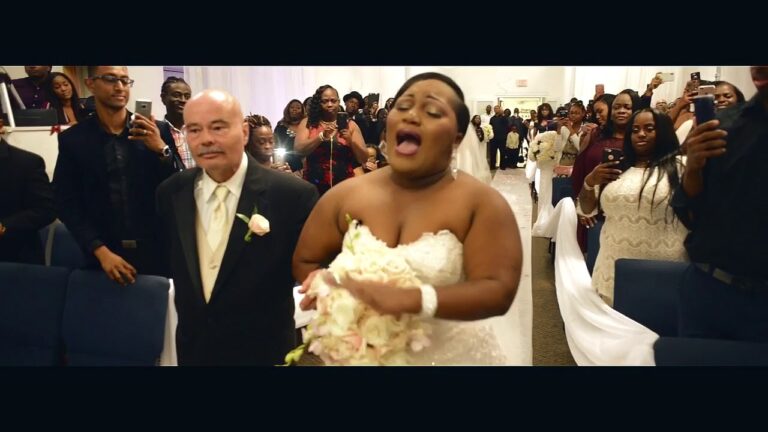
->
<box><xmin>303</xmin><ymin>123</ymin><xmax>357</xmax><ymax>196</ymax></box>
<box><xmin>591</xmin><ymin>164</ymin><xmax>689</xmax><ymax>306</ymax></box>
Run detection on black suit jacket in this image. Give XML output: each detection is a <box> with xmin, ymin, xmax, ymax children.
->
<box><xmin>156</xmin><ymin>155</ymin><xmax>319</xmax><ymax>365</ymax></box>
<box><xmin>52</xmin><ymin>113</ymin><xmax>179</xmax><ymax>266</ymax></box>
<box><xmin>0</xmin><ymin>139</ymin><xmax>56</xmax><ymax>264</ymax></box>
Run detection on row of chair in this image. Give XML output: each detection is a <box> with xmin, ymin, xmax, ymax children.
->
<box><xmin>613</xmin><ymin>258</ymin><xmax>768</xmax><ymax>365</ymax></box>
<box><xmin>0</xmin><ymin>262</ymin><xmax>169</xmax><ymax>366</ymax></box>
<box><xmin>39</xmin><ymin>221</ymin><xmax>87</xmax><ymax>269</ymax></box>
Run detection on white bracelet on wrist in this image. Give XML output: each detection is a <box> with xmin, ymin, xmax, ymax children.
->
<box><xmin>418</xmin><ymin>284</ymin><xmax>438</xmax><ymax>318</ymax></box>
<box><xmin>583</xmin><ymin>180</ymin><xmax>595</xmax><ymax>191</ymax></box>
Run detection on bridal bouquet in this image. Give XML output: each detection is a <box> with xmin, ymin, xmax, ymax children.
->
<box><xmin>286</xmin><ymin>216</ymin><xmax>431</xmax><ymax>366</ymax></box>
<box><xmin>528</xmin><ymin>131</ymin><xmax>559</xmax><ymax>162</ymax></box>
<box><xmin>481</xmin><ymin>124</ymin><xmax>494</xmax><ymax>142</ymax></box>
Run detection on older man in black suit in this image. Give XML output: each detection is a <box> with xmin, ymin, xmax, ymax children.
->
<box><xmin>0</xmin><ymin>119</ymin><xmax>57</xmax><ymax>264</ymax></box>
<box><xmin>156</xmin><ymin>89</ymin><xmax>318</xmax><ymax>365</ymax></box>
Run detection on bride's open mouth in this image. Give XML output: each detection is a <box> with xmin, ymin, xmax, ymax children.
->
<box><xmin>395</xmin><ymin>129</ymin><xmax>421</xmax><ymax>156</ymax></box>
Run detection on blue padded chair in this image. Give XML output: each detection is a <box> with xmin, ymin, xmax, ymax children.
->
<box><xmin>585</xmin><ymin>219</ymin><xmax>603</xmax><ymax>275</ymax></box>
<box><xmin>613</xmin><ymin>259</ymin><xmax>688</xmax><ymax>337</ymax></box>
<box><xmin>62</xmin><ymin>270</ymin><xmax>169</xmax><ymax>366</ymax></box>
<box><xmin>0</xmin><ymin>263</ymin><xmax>70</xmax><ymax>365</ymax></box>
<box><xmin>551</xmin><ymin>177</ymin><xmax>573</xmax><ymax>208</ymax></box>
<box><xmin>654</xmin><ymin>337</ymin><xmax>768</xmax><ymax>366</ymax></box>
<box><xmin>50</xmin><ymin>221</ymin><xmax>87</xmax><ymax>269</ymax></box>
<box><xmin>39</xmin><ymin>224</ymin><xmax>54</xmax><ymax>266</ymax></box>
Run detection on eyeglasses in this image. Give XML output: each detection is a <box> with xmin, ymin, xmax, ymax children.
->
<box><xmin>91</xmin><ymin>75</ymin><xmax>135</xmax><ymax>87</ymax></box>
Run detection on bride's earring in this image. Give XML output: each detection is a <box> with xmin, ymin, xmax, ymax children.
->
<box><xmin>451</xmin><ymin>149</ymin><xmax>458</xmax><ymax>180</ymax></box>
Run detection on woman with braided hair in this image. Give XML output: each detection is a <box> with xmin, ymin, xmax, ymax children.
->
<box><xmin>244</xmin><ymin>114</ymin><xmax>291</xmax><ymax>173</ymax></box>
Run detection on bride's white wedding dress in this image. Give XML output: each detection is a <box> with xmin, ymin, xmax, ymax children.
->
<box><xmin>456</xmin><ymin>124</ymin><xmax>492</xmax><ymax>184</ymax></box>
<box><xmin>348</xmin><ymin>222</ymin><xmax>510</xmax><ymax>365</ymax></box>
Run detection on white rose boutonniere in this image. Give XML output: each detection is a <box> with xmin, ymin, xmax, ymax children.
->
<box><xmin>236</xmin><ymin>206</ymin><xmax>269</xmax><ymax>242</ymax></box>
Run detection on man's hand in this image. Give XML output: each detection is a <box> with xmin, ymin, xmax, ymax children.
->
<box><xmin>94</xmin><ymin>246</ymin><xmax>136</xmax><ymax>286</ymax></box>
<box><xmin>129</xmin><ymin>113</ymin><xmax>166</xmax><ymax>154</ymax></box>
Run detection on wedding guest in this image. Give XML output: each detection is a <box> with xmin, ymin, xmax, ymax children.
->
<box><xmin>46</xmin><ymin>72</ymin><xmax>86</xmax><ymax>125</ymax></box>
<box><xmin>671</xmin><ymin>66</ymin><xmax>768</xmax><ymax>343</ymax></box>
<box><xmin>11</xmin><ymin>66</ymin><xmax>52</xmax><ymax>109</ymax></box>
<box><xmin>713</xmin><ymin>81</ymin><xmax>745</xmax><ymax>111</ymax></box>
<box><xmin>294</xmin><ymin>85</ymin><xmax>367</xmax><ymax>195</ymax></box>
<box><xmin>159</xmin><ymin>76</ymin><xmax>195</xmax><ymax>168</ymax></box>
<box><xmin>245</xmin><ymin>114</ymin><xmax>291</xmax><ymax>173</ymax></box>
<box><xmin>0</xmin><ymin>118</ymin><xmax>57</xmax><ymax>264</ymax></box>
<box><xmin>274</xmin><ymin>99</ymin><xmax>306</xmax><ymax>172</ymax></box>
<box><xmin>53</xmin><ymin>66</ymin><xmax>179</xmax><ymax>282</ymax></box>
<box><xmin>579</xmin><ymin>109</ymin><xmax>688</xmax><ymax>306</ymax></box>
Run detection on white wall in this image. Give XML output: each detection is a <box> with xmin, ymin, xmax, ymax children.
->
<box><xmin>720</xmin><ymin>66</ymin><xmax>756</xmax><ymax>100</ymax></box>
<box><xmin>125</xmin><ymin>66</ymin><xmax>166</xmax><ymax>119</ymax></box>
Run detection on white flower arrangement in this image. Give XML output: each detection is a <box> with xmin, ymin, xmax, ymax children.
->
<box><xmin>481</xmin><ymin>124</ymin><xmax>494</xmax><ymax>142</ymax></box>
<box><xmin>285</xmin><ymin>216</ymin><xmax>431</xmax><ymax>366</ymax></box>
<box><xmin>528</xmin><ymin>131</ymin><xmax>559</xmax><ymax>162</ymax></box>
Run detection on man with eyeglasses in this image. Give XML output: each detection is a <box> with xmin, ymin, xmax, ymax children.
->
<box><xmin>53</xmin><ymin>66</ymin><xmax>181</xmax><ymax>284</ymax></box>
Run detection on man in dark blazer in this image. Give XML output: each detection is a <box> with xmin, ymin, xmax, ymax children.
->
<box><xmin>156</xmin><ymin>90</ymin><xmax>318</xmax><ymax>365</ymax></box>
<box><xmin>0</xmin><ymin>119</ymin><xmax>57</xmax><ymax>264</ymax></box>
<box><xmin>53</xmin><ymin>66</ymin><xmax>182</xmax><ymax>282</ymax></box>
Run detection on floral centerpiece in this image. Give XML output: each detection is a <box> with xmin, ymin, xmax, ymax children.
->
<box><xmin>528</xmin><ymin>131</ymin><xmax>559</xmax><ymax>162</ymax></box>
<box><xmin>284</xmin><ymin>216</ymin><xmax>431</xmax><ymax>366</ymax></box>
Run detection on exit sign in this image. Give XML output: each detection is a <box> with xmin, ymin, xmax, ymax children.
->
<box><xmin>516</xmin><ymin>80</ymin><xmax>528</xmax><ymax>87</ymax></box>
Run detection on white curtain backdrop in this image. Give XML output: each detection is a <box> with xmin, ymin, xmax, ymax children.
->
<box><xmin>183</xmin><ymin>66</ymin><xmax>408</xmax><ymax>125</ymax></box>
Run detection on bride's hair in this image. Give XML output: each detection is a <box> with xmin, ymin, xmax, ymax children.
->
<box><xmin>392</xmin><ymin>72</ymin><xmax>469</xmax><ymax>134</ymax></box>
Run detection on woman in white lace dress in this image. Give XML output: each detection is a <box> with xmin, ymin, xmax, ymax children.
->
<box><xmin>577</xmin><ymin>108</ymin><xmax>689</xmax><ymax>306</ymax></box>
<box><xmin>293</xmin><ymin>72</ymin><xmax>523</xmax><ymax>365</ymax></box>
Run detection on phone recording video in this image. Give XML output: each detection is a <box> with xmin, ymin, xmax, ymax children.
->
<box><xmin>602</xmin><ymin>148</ymin><xmax>626</xmax><ymax>170</ymax></box>
<box><xmin>336</xmin><ymin>112</ymin><xmax>349</xmax><ymax>131</ymax></box>
<box><xmin>692</xmin><ymin>95</ymin><xmax>716</xmax><ymax>125</ymax></box>
<box><xmin>690</xmin><ymin>71</ymin><xmax>701</xmax><ymax>82</ymax></box>
<box><xmin>135</xmin><ymin>99</ymin><xmax>152</xmax><ymax>119</ymax></box>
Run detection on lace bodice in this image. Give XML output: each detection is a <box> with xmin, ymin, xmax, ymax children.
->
<box><xmin>345</xmin><ymin>222</ymin><xmax>509</xmax><ymax>365</ymax></box>
<box><xmin>592</xmin><ymin>166</ymin><xmax>689</xmax><ymax>305</ymax></box>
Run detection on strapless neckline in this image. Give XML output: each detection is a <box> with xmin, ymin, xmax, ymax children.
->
<box><xmin>351</xmin><ymin>221</ymin><xmax>462</xmax><ymax>250</ymax></box>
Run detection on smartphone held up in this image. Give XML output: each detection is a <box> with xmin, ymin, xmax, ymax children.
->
<box><xmin>692</xmin><ymin>94</ymin><xmax>717</xmax><ymax>125</ymax></box>
<box><xmin>135</xmin><ymin>99</ymin><xmax>152</xmax><ymax>119</ymax></box>
<box><xmin>336</xmin><ymin>112</ymin><xmax>349</xmax><ymax>131</ymax></box>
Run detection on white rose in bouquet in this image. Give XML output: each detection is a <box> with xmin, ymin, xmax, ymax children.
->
<box><xmin>528</xmin><ymin>131</ymin><xmax>560</xmax><ymax>162</ymax></box>
<box><xmin>287</xmin><ymin>216</ymin><xmax>432</xmax><ymax>366</ymax></box>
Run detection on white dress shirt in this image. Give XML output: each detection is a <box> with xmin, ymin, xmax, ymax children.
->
<box><xmin>194</xmin><ymin>152</ymin><xmax>248</xmax><ymax>232</ymax></box>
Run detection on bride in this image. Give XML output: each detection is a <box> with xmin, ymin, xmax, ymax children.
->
<box><xmin>292</xmin><ymin>72</ymin><xmax>523</xmax><ymax>365</ymax></box>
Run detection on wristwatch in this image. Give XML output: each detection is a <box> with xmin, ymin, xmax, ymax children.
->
<box><xmin>160</xmin><ymin>144</ymin><xmax>172</xmax><ymax>159</ymax></box>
